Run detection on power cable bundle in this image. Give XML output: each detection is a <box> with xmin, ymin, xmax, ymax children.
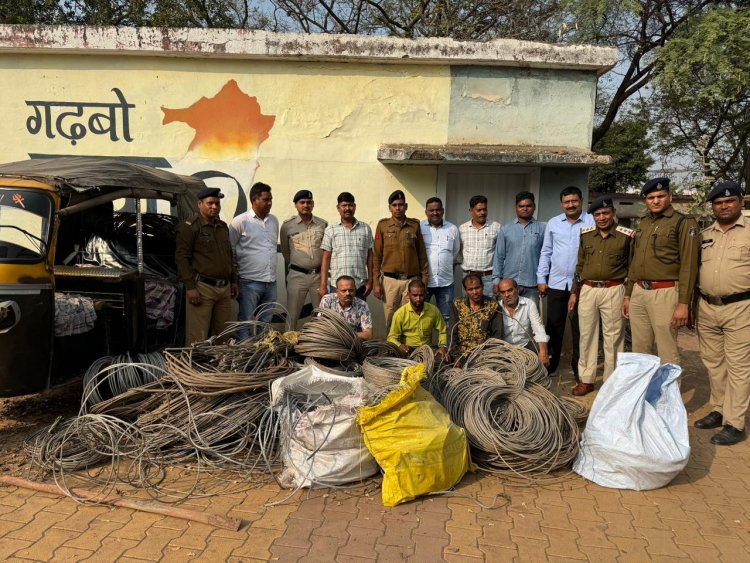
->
<box><xmin>83</xmin><ymin>352</ymin><xmax>166</xmax><ymax>407</ymax></box>
<box><xmin>362</xmin><ymin>357</ymin><xmax>418</xmax><ymax>389</ymax></box>
<box><xmin>461</xmin><ymin>338</ymin><xmax>550</xmax><ymax>388</ymax></box>
<box><xmin>295</xmin><ymin>308</ymin><xmax>364</xmax><ymax>361</ymax></box>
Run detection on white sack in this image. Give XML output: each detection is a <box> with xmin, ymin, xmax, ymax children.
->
<box><xmin>573</xmin><ymin>353</ymin><xmax>690</xmax><ymax>490</ymax></box>
<box><xmin>272</xmin><ymin>366</ymin><xmax>379</xmax><ymax>488</ymax></box>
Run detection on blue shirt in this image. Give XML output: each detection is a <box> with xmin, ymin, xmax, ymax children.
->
<box><xmin>492</xmin><ymin>218</ymin><xmax>546</xmax><ymax>287</ymax></box>
<box><xmin>536</xmin><ymin>212</ymin><xmax>594</xmax><ymax>291</ymax></box>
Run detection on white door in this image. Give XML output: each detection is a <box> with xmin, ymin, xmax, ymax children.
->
<box><xmin>439</xmin><ymin>165</ymin><xmax>540</xmax><ymax>227</ymax></box>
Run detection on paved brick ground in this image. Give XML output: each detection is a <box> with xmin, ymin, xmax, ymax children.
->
<box><xmin>2</xmin><ymin>331</ymin><xmax>749</xmax><ymax>562</ymax></box>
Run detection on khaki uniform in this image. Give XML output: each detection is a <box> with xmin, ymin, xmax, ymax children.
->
<box><xmin>574</xmin><ymin>225</ymin><xmax>633</xmax><ymax>384</ymax></box>
<box><xmin>280</xmin><ymin>215</ymin><xmax>328</xmax><ymax>330</ymax></box>
<box><xmin>626</xmin><ymin>206</ymin><xmax>699</xmax><ymax>364</ymax></box>
<box><xmin>697</xmin><ymin>216</ymin><xmax>750</xmax><ymax>430</ymax></box>
<box><xmin>373</xmin><ymin>217</ymin><xmax>429</xmax><ymax>328</ymax></box>
<box><xmin>175</xmin><ymin>214</ymin><xmax>237</xmax><ymax>345</ymax></box>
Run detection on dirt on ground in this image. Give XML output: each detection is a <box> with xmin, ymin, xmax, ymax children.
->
<box><xmin>0</xmin><ymin>379</ymin><xmax>82</xmax><ymax>474</ymax></box>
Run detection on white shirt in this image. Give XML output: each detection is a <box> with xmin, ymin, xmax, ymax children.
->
<box><xmin>229</xmin><ymin>210</ymin><xmax>279</xmax><ymax>282</ymax></box>
<box><xmin>420</xmin><ymin>219</ymin><xmax>460</xmax><ymax>288</ymax></box>
<box><xmin>500</xmin><ymin>296</ymin><xmax>549</xmax><ymax>347</ymax></box>
<box><xmin>459</xmin><ymin>220</ymin><xmax>502</xmax><ymax>272</ymax></box>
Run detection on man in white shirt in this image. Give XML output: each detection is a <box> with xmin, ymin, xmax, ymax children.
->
<box><xmin>229</xmin><ymin>182</ymin><xmax>279</xmax><ymax>337</ymax></box>
<box><xmin>459</xmin><ymin>195</ymin><xmax>502</xmax><ymax>296</ymax></box>
<box><xmin>420</xmin><ymin>197</ymin><xmax>460</xmax><ymax>320</ymax></box>
<box><xmin>497</xmin><ymin>278</ymin><xmax>550</xmax><ymax>368</ymax></box>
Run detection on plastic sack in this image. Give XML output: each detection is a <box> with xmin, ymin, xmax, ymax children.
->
<box><xmin>357</xmin><ymin>364</ymin><xmax>473</xmax><ymax>506</ymax></box>
<box><xmin>573</xmin><ymin>353</ymin><xmax>690</xmax><ymax>490</ymax></box>
<box><xmin>271</xmin><ymin>365</ymin><xmax>379</xmax><ymax>488</ymax></box>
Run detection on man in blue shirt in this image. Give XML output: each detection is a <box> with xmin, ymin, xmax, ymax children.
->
<box><xmin>536</xmin><ymin>186</ymin><xmax>594</xmax><ymax>379</ymax></box>
<box><xmin>492</xmin><ymin>191</ymin><xmax>546</xmax><ymax>307</ymax></box>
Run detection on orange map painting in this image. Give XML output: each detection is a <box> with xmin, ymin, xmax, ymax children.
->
<box><xmin>161</xmin><ymin>80</ymin><xmax>275</xmax><ymax>158</ymax></box>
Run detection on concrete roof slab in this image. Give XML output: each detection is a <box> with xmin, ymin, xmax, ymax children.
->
<box><xmin>378</xmin><ymin>144</ymin><xmax>612</xmax><ymax>166</ymax></box>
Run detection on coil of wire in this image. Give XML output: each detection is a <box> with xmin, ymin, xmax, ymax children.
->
<box><xmin>295</xmin><ymin>308</ymin><xmax>364</xmax><ymax>361</ymax></box>
<box><xmin>462</xmin><ymin>338</ymin><xmax>549</xmax><ymax>388</ymax></box>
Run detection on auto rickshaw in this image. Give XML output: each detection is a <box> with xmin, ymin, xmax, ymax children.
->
<box><xmin>0</xmin><ymin>157</ymin><xmax>206</xmax><ymax>396</ymax></box>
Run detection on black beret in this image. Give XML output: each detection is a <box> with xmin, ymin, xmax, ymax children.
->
<box><xmin>388</xmin><ymin>190</ymin><xmax>406</xmax><ymax>204</ymax></box>
<box><xmin>588</xmin><ymin>196</ymin><xmax>615</xmax><ymax>214</ymax></box>
<box><xmin>707</xmin><ymin>181</ymin><xmax>744</xmax><ymax>202</ymax></box>
<box><xmin>641</xmin><ymin>177</ymin><xmax>670</xmax><ymax>197</ymax></box>
<box><xmin>293</xmin><ymin>189</ymin><xmax>313</xmax><ymax>203</ymax></box>
<box><xmin>197</xmin><ymin>187</ymin><xmax>223</xmax><ymax>200</ymax></box>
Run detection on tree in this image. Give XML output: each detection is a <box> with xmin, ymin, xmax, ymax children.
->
<box><xmin>653</xmin><ymin>8</ymin><xmax>750</xmax><ymax>196</ymax></box>
<box><xmin>588</xmin><ymin>110</ymin><xmax>654</xmax><ymax>193</ymax></box>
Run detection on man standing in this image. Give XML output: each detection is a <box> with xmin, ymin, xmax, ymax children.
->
<box><xmin>449</xmin><ymin>273</ymin><xmax>503</xmax><ymax>361</ymax></box>
<box><xmin>421</xmin><ymin>197</ymin><xmax>460</xmax><ymax>320</ymax></box>
<box><xmin>320</xmin><ymin>275</ymin><xmax>373</xmax><ymax>341</ymax></box>
<box><xmin>373</xmin><ymin>190</ymin><xmax>429</xmax><ymax>329</ymax></box>
<box><xmin>493</xmin><ymin>191</ymin><xmax>546</xmax><ymax>306</ymax></box>
<box><xmin>229</xmin><ymin>182</ymin><xmax>279</xmax><ymax>334</ymax></box>
<box><xmin>319</xmin><ymin>192</ymin><xmax>373</xmax><ymax>300</ymax></box>
<box><xmin>459</xmin><ymin>195</ymin><xmax>502</xmax><ymax>296</ymax></box>
<box><xmin>175</xmin><ymin>187</ymin><xmax>238</xmax><ymax>345</ymax></box>
<box><xmin>693</xmin><ymin>181</ymin><xmax>750</xmax><ymax>446</ymax></box>
<box><xmin>537</xmin><ymin>186</ymin><xmax>594</xmax><ymax>378</ymax></box>
<box><xmin>567</xmin><ymin>196</ymin><xmax>633</xmax><ymax>396</ymax></box>
<box><xmin>496</xmin><ymin>278</ymin><xmax>550</xmax><ymax>367</ymax></box>
<box><xmin>280</xmin><ymin>189</ymin><xmax>328</xmax><ymax>330</ymax></box>
<box><xmin>622</xmin><ymin>178</ymin><xmax>699</xmax><ymax>365</ymax></box>
<box><xmin>387</xmin><ymin>279</ymin><xmax>450</xmax><ymax>361</ymax></box>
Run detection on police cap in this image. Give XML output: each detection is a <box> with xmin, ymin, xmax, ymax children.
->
<box><xmin>293</xmin><ymin>189</ymin><xmax>313</xmax><ymax>203</ymax></box>
<box><xmin>388</xmin><ymin>190</ymin><xmax>406</xmax><ymax>204</ymax></box>
<box><xmin>588</xmin><ymin>195</ymin><xmax>615</xmax><ymax>214</ymax></box>
<box><xmin>706</xmin><ymin>181</ymin><xmax>744</xmax><ymax>202</ymax></box>
<box><xmin>641</xmin><ymin>177</ymin><xmax>670</xmax><ymax>197</ymax></box>
<box><xmin>197</xmin><ymin>187</ymin><xmax>224</xmax><ymax>200</ymax></box>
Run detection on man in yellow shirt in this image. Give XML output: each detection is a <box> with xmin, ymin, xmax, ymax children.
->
<box><xmin>387</xmin><ymin>279</ymin><xmax>450</xmax><ymax>361</ymax></box>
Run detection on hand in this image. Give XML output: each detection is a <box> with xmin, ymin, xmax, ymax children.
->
<box><xmin>567</xmin><ymin>294</ymin><xmax>577</xmax><ymax>314</ymax></box>
<box><xmin>230</xmin><ymin>283</ymin><xmax>239</xmax><ymax>299</ymax></box>
<box><xmin>492</xmin><ymin>282</ymin><xmax>500</xmax><ymax>297</ymax></box>
<box><xmin>399</xmin><ymin>343</ymin><xmax>410</xmax><ymax>353</ymax></box>
<box><xmin>318</xmin><ymin>285</ymin><xmax>327</xmax><ymax>297</ymax></box>
<box><xmin>538</xmin><ymin>283</ymin><xmax>549</xmax><ymax>297</ymax></box>
<box><xmin>621</xmin><ymin>296</ymin><xmax>630</xmax><ymax>319</ymax></box>
<box><xmin>538</xmin><ymin>349</ymin><xmax>550</xmax><ymax>367</ymax></box>
<box><xmin>436</xmin><ymin>347</ymin><xmax>450</xmax><ymax>363</ymax></box>
<box><xmin>187</xmin><ymin>288</ymin><xmax>202</xmax><ymax>306</ymax></box>
<box><xmin>362</xmin><ymin>279</ymin><xmax>373</xmax><ymax>298</ymax></box>
<box><xmin>671</xmin><ymin>303</ymin><xmax>689</xmax><ymax>329</ymax></box>
<box><xmin>374</xmin><ymin>283</ymin><xmax>384</xmax><ymax>300</ymax></box>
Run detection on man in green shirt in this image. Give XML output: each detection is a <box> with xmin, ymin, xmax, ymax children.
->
<box><xmin>387</xmin><ymin>279</ymin><xmax>450</xmax><ymax>361</ymax></box>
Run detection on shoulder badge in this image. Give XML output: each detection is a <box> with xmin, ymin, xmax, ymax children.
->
<box><xmin>580</xmin><ymin>226</ymin><xmax>596</xmax><ymax>235</ymax></box>
<box><xmin>616</xmin><ymin>225</ymin><xmax>635</xmax><ymax>238</ymax></box>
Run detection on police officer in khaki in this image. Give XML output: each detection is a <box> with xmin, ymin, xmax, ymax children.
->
<box><xmin>694</xmin><ymin>181</ymin><xmax>750</xmax><ymax>446</ymax></box>
<box><xmin>568</xmin><ymin>196</ymin><xmax>633</xmax><ymax>396</ymax></box>
<box><xmin>372</xmin><ymin>190</ymin><xmax>429</xmax><ymax>329</ymax></box>
<box><xmin>623</xmin><ymin>177</ymin><xmax>699</xmax><ymax>365</ymax></box>
<box><xmin>175</xmin><ymin>187</ymin><xmax>238</xmax><ymax>345</ymax></box>
<box><xmin>280</xmin><ymin>189</ymin><xmax>328</xmax><ymax>330</ymax></box>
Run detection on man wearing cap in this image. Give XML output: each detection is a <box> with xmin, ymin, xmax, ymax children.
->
<box><xmin>280</xmin><ymin>190</ymin><xmax>328</xmax><ymax>330</ymax></box>
<box><xmin>229</xmin><ymin>182</ymin><xmax>279</xmax><ymax>338</ymax></box>
<box><xmin>175</xmin><ymin>187</ymin><xmax>238</xmax><ymax>345</ymax></box>
<box><xmin>373</xmin><ymin>190</ymin><xmax>429</xmax><ymax>329</ymax></box>
<box><xmin>623</xmin><ymin>178</ymin><xmax>699</xmax><ymax>365</ymax></box>
<box><xmin>319</xmin><ymin>192</ymin><xmax>374</xmax><ymax>300</ymax></box>
<box><xmin>693</xmin><ymin>181</ymin><xmax>750</xmax><ymax>446</ymax></box>
<box><xmin>459</xmin><ymin>195</ymin><xmax>502</xmax><ymax>297</ymax></box>
<box><xmin>567</xmin><ymin>196</ymin><xmax>634</xmax><ymax>396</ymax></box>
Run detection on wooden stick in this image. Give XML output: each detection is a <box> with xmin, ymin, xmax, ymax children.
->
<box><xmin>0</xmin><ymin>475</ymin><xmax>242</xmax><ymax>531</ymax></box>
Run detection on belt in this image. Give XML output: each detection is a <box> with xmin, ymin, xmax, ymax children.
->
<box><xmin>583</xmin><ymin>279</ymin><xmax>625</xmax><ymax>289</ymax></box>
<box><xmin>699</xmin><ymin>290</ymin><xmax>750</xmax><ymax>306</ymax></box>
<box><xmin>196</xmin><ymin>273</ymin><xmax>229</xmax><ymax>288</ymax></box>
<box><xmin>383</xmin><ymin>272</ymin><xmax>411</xmax><ymax>280</ymax></box>
<box><xmin>465</xmin><ymin>270</ymin><xmax>493</xmax><ymax>277</ymax></box>
<box><xmin>289</xmin><ymin>264</ymin><xmax>320</xmax><ymax>275</ymax></box>
<box><xmin>637</xmin><ymin>280</ymin><xmax>676</xmax><ymax>290</ymax></box>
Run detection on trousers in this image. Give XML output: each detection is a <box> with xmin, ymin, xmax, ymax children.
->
<box><xmin>185</xmin><ymin>281</ymin><xmax>232</xmax><ymax>345</ymax></box>
<box><xmin>629</xmin><ymin>284</ymin><xmax>680</xmax><ymax>365</ymax></box>
<box><xmin>382</xmin><ymin>276</ymin><xmax>413</xmax><ymax>329</ymax></box>
<box><xmin>545</xmin><ymin>287</ymin><xmax>580</xmax><ymax>376</ymax></box>
<box><xmin>286</xmin><ymin>269</ymin><xmax>321</xmax><ymax>330</ymax></box>
<box><xmin>577</xmin><ymin>284</ymin><xmax>626</xmax><ymax>384</ymax></box>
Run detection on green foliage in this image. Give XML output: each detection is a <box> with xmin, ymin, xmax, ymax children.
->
<box><xmin>589</xmin><ymin>112</ymin><xmax>654</xmax><ymax>192</ymax></box>
<box><xmin>0</xmin><ymin>0</ymin><xmax>62</xmax><ymax>24</ymax></box>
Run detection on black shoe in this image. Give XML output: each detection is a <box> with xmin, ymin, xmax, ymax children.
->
<box><xmin>694</xmin><ymin>411</ymin><xmax>723</xmax><ymax>429</ymax></box>
<box><xmin>710</xmin><ymin>425</ymin><xmax>746</xmax><ymax>446</ymax></box>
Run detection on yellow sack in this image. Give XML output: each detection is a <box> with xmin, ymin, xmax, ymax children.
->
<box><xmin>357</xmin><ymin>364</ymin><xmax>474</xmax><ymax>506</ymax></box>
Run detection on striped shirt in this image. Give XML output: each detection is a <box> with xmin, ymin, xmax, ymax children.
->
<box><xmin>459</xmin><ymin>220</ymin><xmax>502</xmax><ymax>271</ymax></box>
<box><xmin>321</xmin><ymin>220</ymin><xmax>373</xmax><ymax>289</ymax></box>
